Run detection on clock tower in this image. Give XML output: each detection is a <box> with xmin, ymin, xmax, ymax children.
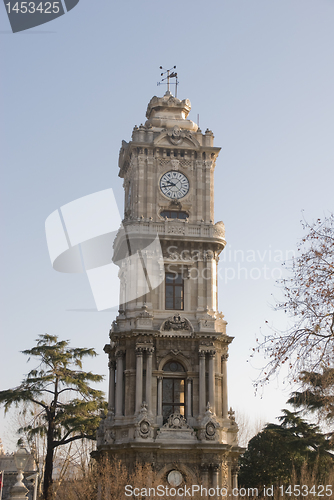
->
<box><xmin>97</xmin><ymin>90</ymin><xmax>243</xmax><ymax>490</ymax></box>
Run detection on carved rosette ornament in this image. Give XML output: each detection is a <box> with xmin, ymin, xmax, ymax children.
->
<box><xmin>205</xmin><ymin>422</ymin><xmax>216</xmax><ymax>439</ymax></box>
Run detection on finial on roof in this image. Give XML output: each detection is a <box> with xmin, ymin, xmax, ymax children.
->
<box><xmin>157</xmin><ymin>66</ymin><xmax>179</xmax><ymax>97</ymax></box>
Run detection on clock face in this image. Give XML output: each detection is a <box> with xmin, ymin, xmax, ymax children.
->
<box><xmin>160</xmin><ymin>171</ymin><xmax>189</xmax><ymax>199</ymax></box>
<box><xmin>167</xmin><ymin>470</ymin><xmax>183</xmax><ymax>487</ymax></box>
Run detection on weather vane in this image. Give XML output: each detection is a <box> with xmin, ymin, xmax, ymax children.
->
<box><xmin>157</xmin><ymin>66</ymin><xmax>179</xmax><ymax>97</ymax></box>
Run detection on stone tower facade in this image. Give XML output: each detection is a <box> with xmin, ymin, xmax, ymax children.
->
<box><xmin>97</xmin><ymin>91</ymin><xmax>242</xmax><ymax>490</ymax></box>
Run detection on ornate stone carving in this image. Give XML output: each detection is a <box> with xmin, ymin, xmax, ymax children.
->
<box><xmin>135</xmin><ymin>306</ymin><xmax>154</xmax><ymax>329</ymax></box>
<box><xmin>199</xmin><ymin>405</ymin><xmax>220</xmax><ymax>441</ymax></box>
<box><xmin>167</xmin><ymin>126</ymin><xmax>185</xmax><ymax>145</ymax></box>
<box><xmin>170</xmin><ymin>159</ymin><xmax>180</xmax><ymax>169</ymax></box>
<box><xmin>169</xmin><ymin>199</ymin><xmax>182</xmax><ymax>210</ymax></box>
<box><xmin>158</xmin><ymin>158</ymin><xmax>192</xmax><ymax>169</ymax></box>
<box><xmin>205</xmin><ymin>422</ymin><xmax>216</xmax><ymax>439</ymax></box>
<box><xmin>104</xmin><ymin>429</ymin><xmax>115</xmax><ymax>445</ymax></box>
<box><xmin>156</xmin><ymin>414</ymin><xmax>197</xmax><ymax>442</ymax></box>
<box><xmin>161</xmin><ymin>315</ymin><xmax>193</xmax><ymax>332</ymax></box>
<box><xmin>135</xmin><ymin>402</ymin><xmax>154</xmax><ymax>441</ymax></box>
<box><xmin>108</xmin><ymin>359</ymin><xmax>116</xmax><ymax>370</ymax></box>
<box><xmin>164</xmin><ymin>413</ymin><xmax>191</xmax><ymax>430</ymax></box>
<box><xmin>139</xmin><ymin>305</ymin><xmax>151</xmax><ymax>318</ymax></box>
<box><xmin>167</xmin><ymin>225</ymin><xmax>185</xmax><ymax>235</ymax></box>
<box><xmin>213</xmin><ymin>221</ymin><xmax>225</xmax><ymax>239</ymax></box>
<box><xmin>228</xmin><ymin>407</ymin><xmax>236</xmax><ymax>425</ymax></box>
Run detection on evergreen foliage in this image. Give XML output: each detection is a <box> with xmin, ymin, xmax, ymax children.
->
<box><xmin>238</xmin><ymin>409</ymin><xmax>333</xmax><ymax>491</ymax></box>
<box><xmin>0</xmin><ymin>334</ymin><xmax>106</xmax><ymax>500</ymax></box>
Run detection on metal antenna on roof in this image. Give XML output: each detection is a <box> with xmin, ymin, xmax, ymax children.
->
<box><xmin>157</xmin><ymin>66</ymin><xmax>179</xmax><ymax>97</ymax></box>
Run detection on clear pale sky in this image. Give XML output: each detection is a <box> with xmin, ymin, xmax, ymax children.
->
<box><xmin>1</xmin><ymin>0</ymin><xmax>333</xmax><ymax>452</ymax></box>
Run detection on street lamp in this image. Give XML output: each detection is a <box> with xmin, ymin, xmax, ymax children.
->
<box><xmin>10</xmin><ymin>446</ymin><xmax>29</xmax><ymax>500</ymax></box>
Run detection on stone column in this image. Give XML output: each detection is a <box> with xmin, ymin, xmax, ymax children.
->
<box><xmin>115</xmin><ymin>350</ymin><xmax>124</xmax><ymax>417</ymax></box>
<box><xmin>199</xmin><ymin>351</ymin><xmax>206</xmax><ymax>416</ymax></box>
<box><xmin>232</xmin><ymin>463</ymin><xmax>239</xmax><ymax>490</ymax></box>
<box><xmin>108</xmin><ymin>359</ymin><xmax>116</xmax><ymax>412</ymax></box>
<box><xmin>157</xmin><ymin>376</ymin><xmax>163</xmax><ymax>417</ymax></box>
<box><xmin>208</xmin><ymin>350</ymin><xmax>216</xmax><ymax>413</ymax></box>
<box><xmin>206</xmin><ymin>257</ymin><xmax>213</xmax><ymax>311</ymax></box>
<box><xmin>187</xmin><ymin>377</ymin><xmax>192</xmax><ymax>418</ymax></box>
<box><xmin>145</xmin><ymin>347</ymin><xmax>154</xmax><ymax>412</ymax></box>
<box><xmin>201</xmin><ymin>464</ymin><xmax>209</xmax><ymax>490</ymax></box>
<box><xmin>135</xmin><ymin>347</ymin><xmax>144</xmax><ymax>413</ymax></box>
<box><xmin>212</xmin><ymin>464</ymin><xmax>220</xmax><ymax>493</ymax></box>
<box><xmin>221</xmin><ymin>354</ymin><xmax>229</xmax><ymax>418</ymax></box>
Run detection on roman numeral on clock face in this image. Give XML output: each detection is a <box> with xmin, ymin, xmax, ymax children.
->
<box><xmin>159</xmin><ymin>171</ymin><xmax>189</xmax><ymax>199</ymax></box>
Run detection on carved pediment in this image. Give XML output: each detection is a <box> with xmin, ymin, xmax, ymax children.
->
<box><xmin>161</xmin><ymin>413</ymin><xmax>192</xmax><ymax>430</ymax></box>
<box><xmin>156</xmin><ymin>414</ymin><xmax>197</xmax><ymax>442</ymax></box>
<box><xmin>154</xmin><ymin>128</ymin><xmax>200</xmax><ymax>149</ymax></box>
<box><xmin>160</xmin><ymin>315</ymin><xmax>193</xmax><ymax>334</ymax></box>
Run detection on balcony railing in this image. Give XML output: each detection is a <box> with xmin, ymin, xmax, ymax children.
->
<box><xmin>116</xmin><ymin>219</ymin><xmax>225</xmax><ymax>242</ymax></box>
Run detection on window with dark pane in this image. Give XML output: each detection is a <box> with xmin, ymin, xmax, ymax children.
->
<box><xmin>165</xmin><ymin>272</ymin><xmax>184</xmax><ymax>310</ymax></box>
<box><xmin>160</xmin><ymin>210</ymin><xmax>189</xmax><ymax>220</ymax></box>
<box><xmin>162</xmin><ymin>361</ymin><xmax>185</xmax><ymax>423</ymax></box>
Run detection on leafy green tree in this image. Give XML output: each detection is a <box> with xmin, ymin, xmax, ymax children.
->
<box><xmin>0</xmin><ymin>334</ymin><xmax>106</xmax><ymax>500</ymax></box>
<box><xmin>255</xmin><ymin>213</ymin><xmax>334</xmax><ymax>384</ymax></box>
<box><xmin>238</xmin><ymin>409</ymin><xmax>333</xmax><ymax>490</ymax></box>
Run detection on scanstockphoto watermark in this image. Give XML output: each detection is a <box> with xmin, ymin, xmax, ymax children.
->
<box><xmin>45</xmin><ymin>188</ymin><xmax>164</xmax><ymax>311</ymax></box>
<box><xmin>125</xmin><ymin>484</ymin><xmax>260</xmax><ymax>497</ymax></box>
<box><xmin>166</xmin><ymin>245</ymin><xmax>295</xmax><ymax>284</ymax></box>
<box><xmin>45</xmin><ymin>189</ymin><xmax>295</xmax><ymax>311</ymax></box>
<box><xmin>220</xmin><ymin>245</ymin><xmax>295</xmax><ymax>284</ymax></box>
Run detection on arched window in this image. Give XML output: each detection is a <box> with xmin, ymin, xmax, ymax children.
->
<box><xmin>162</xmin><ymin>361</ymin><xmax>185</xmax><ymax>422</ymax></box>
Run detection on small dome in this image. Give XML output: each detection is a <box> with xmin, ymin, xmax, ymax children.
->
<box><xmin>145</xmin><ymin>92</ymin><xmax>198</xmax><ymax>132</ymax></box>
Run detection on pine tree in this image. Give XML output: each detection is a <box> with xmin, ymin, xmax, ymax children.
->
<box><xmin>239</xmin><ymin>409</ymin><xmax>333</xmax><ymax>489</ymax></box>
<box><xmin>288</xmin><ymin>369</ymin><xmax>334</xmax><ymax>424</ymax></box>
<box><xmin>0</xmin><ymin>334</ymin><xmax>106</xmax><ymax>500</ymax></box>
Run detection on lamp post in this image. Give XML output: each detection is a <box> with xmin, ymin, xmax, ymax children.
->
<box><xmin>10</xmin><ymin>446</ymin><xmax>29</xmax><ymax>499</ymax></box>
